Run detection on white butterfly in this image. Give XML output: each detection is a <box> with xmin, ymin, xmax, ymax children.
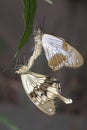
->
<box><xmin>34</xmin><ymin>28</ymin><xmax>84</xmax><ymax>71</ymax></box>
<box><xmin>16</xmin><ymin>68</ymin><xmax>72</xmax><ymax>115</ymax></box>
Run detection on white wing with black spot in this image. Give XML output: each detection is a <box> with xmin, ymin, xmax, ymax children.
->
<box><xmin>20</xmin><ymin>71</ymin><xmax>72</xmax><ymax>115</ymax></box>
<box><xmin>21</xmin><ymin>72</ymin><xmax>56</xmax><ymax>115</ymax></box>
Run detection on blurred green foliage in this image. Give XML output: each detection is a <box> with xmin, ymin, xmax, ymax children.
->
<box><xmin>15</xmin><ymin>0</ymin><xmax>53</xmax><ymax>57</ymax></box>
<box><xmin>0</xmin><ymin>114</ymin><xmax>20</xmax><ymax>130</ymax></box>
<box><xmin>17</xmin><ymin>0</ymin><xmax>37</xmax><ymax>51</ymax></box>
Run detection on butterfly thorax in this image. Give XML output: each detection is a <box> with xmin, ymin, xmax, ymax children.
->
<box><xmin>34</xmin><ymin>28</ymin><xmax>43</xmax><ymax>44</ymax></box>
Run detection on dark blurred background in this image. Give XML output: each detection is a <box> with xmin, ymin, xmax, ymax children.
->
<box><xmin>0</xmin><ymin>0</ymin><xmax>87</xmax><ymax>130</ymax></box>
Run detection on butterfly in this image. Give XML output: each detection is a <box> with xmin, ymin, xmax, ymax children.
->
<box><xmin>16</xmin><ymin>67</ymin><xmax>72</xmax><ymax>115</ymax></box>
<box><xmin>34</xmin><ymin>28</ymin><xmax>84</xmax><ymax>71</ymax></box>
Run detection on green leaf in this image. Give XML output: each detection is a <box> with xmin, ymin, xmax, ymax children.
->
<box><xmin>0</xmin><ymin>114</ymin><xmax>20</xmax><ymax>130</ymax></box>
<box><xmin>45</xmin><ymin>0</ymin><xmax>53</xmax><ymax>4</ymax></box>
<box><xmin>17</xmin><ymin>0</ymin><xmax>37</xmax><ymax>50</ymax></box>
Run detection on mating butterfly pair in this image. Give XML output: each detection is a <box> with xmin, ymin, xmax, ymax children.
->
<box><xmin>16</xmin><ymin>28</ymin><xmax>84</xmax><ymax>115</ymax></box>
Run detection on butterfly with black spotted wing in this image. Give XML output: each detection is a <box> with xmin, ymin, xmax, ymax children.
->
<box><xmin>34</xmin><ymin>28</ymin><xmax>84</xmax><ymax>71</ymax></box>
<box><xmin>16</xmin><ymin>68</ymin><xmax>72</xmax><ymax>115</ymax></box>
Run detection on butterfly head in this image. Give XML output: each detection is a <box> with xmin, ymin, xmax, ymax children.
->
<box><xmin>33</xmin><ymin>27</ymin><xmax>41</xmax><ymax>34</ymax></box>
<box><xmin>15</xmin><ymin>65</ymin><xmax>29</xmax><ymax>74</ymax></box>
<box><xmin>33</xmin><ymin>28</ymin><xmax>43</xmax><ymax>42</ymax></box>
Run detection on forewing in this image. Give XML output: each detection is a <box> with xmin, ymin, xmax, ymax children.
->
<box><xmin>42</xmin><ymin>34</ymin><xmax>84</xmax><ymax>71</ymax></box>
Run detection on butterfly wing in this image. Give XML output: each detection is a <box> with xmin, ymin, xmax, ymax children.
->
<box><xmin>21</xmin><ymin>71</ymin><xmax>72</xmax><ymax>115</ymax></box>
<box><xmin>41</xmin><ymin>34</ymin><xmax>84</xmax><ymax>71</ymax></box>
<box><xmin>21</xmin><ymin>72</ymin><xmax>56</xmax><ymax>115</ymax></box>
